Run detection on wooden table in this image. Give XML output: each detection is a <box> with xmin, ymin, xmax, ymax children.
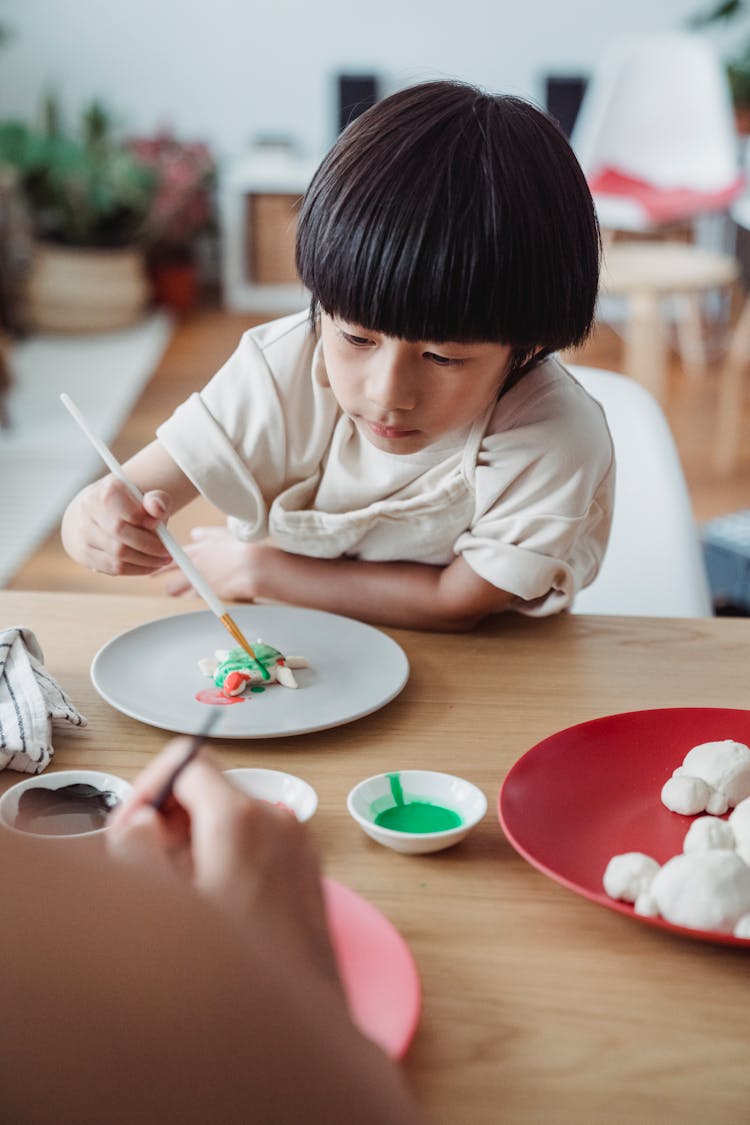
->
<box><xmin>4</xmin><ymin>590</ymin><xmax>750</xmax><ymax>1124</ymax></box>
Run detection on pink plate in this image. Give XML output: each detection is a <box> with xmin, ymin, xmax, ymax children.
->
<box><xmin>323</xmin><ymin>877</ymin><xmax>421</xmax><ymax>1057</ymax></box>
<box><xmin>499</xmin><ymin>707</ymin><xmax>750</xmax><ymax>948</ymax></box>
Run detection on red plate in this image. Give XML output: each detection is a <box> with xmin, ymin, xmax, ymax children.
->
<box><xmin>498</xmin><ymin>708</ymin><xmax>750</xmax><ymax>947</ymax></box>
<box><xmin>324</xmin><ymin>877</ymin><xmax>421</xmax><ymax>1057</ymax></box>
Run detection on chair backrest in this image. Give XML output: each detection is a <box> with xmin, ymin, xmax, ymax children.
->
<box><xmin>567</xmin><ymin>364</ymin><xmax>713</xmax><ymax>617</ymax></box>
<box><xmin>571</xmin><ymin>34</ymin><xmax>740</xmax><ymax>195</ymax></box>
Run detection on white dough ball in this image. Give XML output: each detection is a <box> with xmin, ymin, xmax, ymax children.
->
<box><xmin>681</xmin><ymin>740</ymin><xmax>750</xmax><ymax>808</ymax></box>
<box><xmin>733</xmin><ymin>914</ymin><xmax>750</xmax><ymax>939</ymax></box>
<box><xmin>603</xmin><ymin>853</ymin><xmax>660</xmax><ymax>902</ymax></box>
<box><xmin>634</xmin><ymin>891</ymin><xmax>659</xmax><ymax>917</ymax></box>
<box><xmin>651</xmin><ymin>850</ymin><xmax>750</xmax><ymax>933</ymax></box>
<box><xmin>683</xmin><ymin>816</ymin><xmax>735</xmax><ymax>854</ymax></box>
<box><xmin>197</xmin><ymin>657</ymin><xmax>217</xmax><ymax>678</ymax></box>
<box><xmin>705</xmin><ymin>789</ymin><xmax>730</xmax><ymax>816</ymax></box>
<box><xmin>661</xmin><ymin>774</ymin><xmax>710</xmax><ymax>815</ymax></box>
<box><xmin>728</xmin><ymin>796</ymin><xmax>750</xmax><ymax>843</ymax></box>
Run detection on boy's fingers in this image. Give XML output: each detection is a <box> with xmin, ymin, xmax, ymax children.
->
<box><xmin>142</xmin><ymin>489</ymin><xmax>171</xmax><ymax>521</ymax></box>
<box><xmin>86</xmin><ymin>498</ymin><xmax>171</xmax><ymax>562</ymax></box>
<box><xmin>151</xmin><ymin>560</ymin><xmax>177</xmax><ymax>576</ymax></box>
<box><xmin>86</xmin><ymin>549</ymin><xmax>169</xmax><ymax>577</ymax></box>
<box><xmin>164</xmin><ymin>575</ymin><xmax>195</xmax><ymax>596</ymax></box>
<box><xmin>85</xmin><ymin>533</ymin><xmax>172</xmax><ymax>572</ymax></box>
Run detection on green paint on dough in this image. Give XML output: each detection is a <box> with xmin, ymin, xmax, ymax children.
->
<box><xmin>214</xmin><ymin>645</ymin><xmax>282</xmax><ymax>687</ymax></box>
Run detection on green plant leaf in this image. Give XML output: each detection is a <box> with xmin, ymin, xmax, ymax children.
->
<box><xmin>689</xmin><ymin>0</ymin><xmax>745</xmax><ymax>26</ymax></box>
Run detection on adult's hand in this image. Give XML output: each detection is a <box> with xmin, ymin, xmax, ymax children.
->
<box><xmin>108</xmin><ymin>740</ymin><xmax>341</xmax><ymax>990</ymax></box>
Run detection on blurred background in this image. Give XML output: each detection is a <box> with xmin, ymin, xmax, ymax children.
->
<box><xmin>3</xmin><ymin>0</ymin><xmax>750</xmax><ymax>615</ymax></box>
<box><xmin>0</xmin><ymin>0</ymin><xmax>709</xmax><ymax>163</ymax></box>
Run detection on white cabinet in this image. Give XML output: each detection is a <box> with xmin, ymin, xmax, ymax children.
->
<box><xmin>219</xmin><ymin>148</ymin><xmax>321</xmax><ymax>313</ymax></box>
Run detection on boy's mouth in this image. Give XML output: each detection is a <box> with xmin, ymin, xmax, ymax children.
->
<box><xmin>364</xmin><ymin>419</ymin><xmax>419</xmax><ymax>440</ymax></box>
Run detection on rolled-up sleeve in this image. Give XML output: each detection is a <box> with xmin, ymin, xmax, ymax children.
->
<box><xmin>157</xmin><ymin>388</ymin><xmax>271</xmax><ymax>530</ymax></box>
<box><xmin>455</xmin><ymin>374</ymin><xmax>615</xmax><ymax>616</ymax></box>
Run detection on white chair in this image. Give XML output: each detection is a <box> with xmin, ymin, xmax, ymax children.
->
<box><xmin>571</xmin><ymin>34</ymin><xmax>743</xmax><ymax>234</ymax></box>
<box><xmin>568</xmin><ymin>364</ymin><xmax>713</xmax><ymax>617</ymax></box>
<box><xmin>571</xmin><ymin>35</ymin><xmax>743</xmax><ymax>390</ymax></box>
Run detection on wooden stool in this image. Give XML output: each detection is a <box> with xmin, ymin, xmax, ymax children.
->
<box><xmin>600</xmin><ymin>241</ymin><xmax>740</xmax><ymax>404</ymax></box>
<box><xmin>714</xmin><ymin>293</ymin><xmax>750</xmax><ymax>477</ymax></box>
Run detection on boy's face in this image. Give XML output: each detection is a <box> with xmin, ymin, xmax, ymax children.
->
<box><xmin>320</xmin><ymin>314</ymin><xmax>513</xmax><ymax>455</ymax></box>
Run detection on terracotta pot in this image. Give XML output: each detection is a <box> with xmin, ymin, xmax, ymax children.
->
<box><xmin>25</xmin><ymin>242</ymin><xmax>150</xmax><ymax>332</ymax></box>
<box><xmin>149</xmin><ymin>259</ymin><xmax>199</xmax><ymax>313</ymax></box>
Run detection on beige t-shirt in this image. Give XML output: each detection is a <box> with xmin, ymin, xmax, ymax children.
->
<box><xmin>157</xmin><ymin>311</ymin><xmax>614</xmax><ymax>616</ymax></box>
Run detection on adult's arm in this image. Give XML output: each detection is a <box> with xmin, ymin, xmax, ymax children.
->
<box><xmin>1</xmin><ymin>746</ymin><xmax>425</xmax><ymax>1125</ymax></box>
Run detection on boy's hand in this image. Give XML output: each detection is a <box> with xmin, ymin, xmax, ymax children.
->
<box><xmin>158</xmin><ymin>525</ymin><xmax>267</xmax><ymax>600</ymax></box>
<box><xmin>61</xmin><ymin>475</ymin><xmax>174</xmax><ymax>575</ymax></box>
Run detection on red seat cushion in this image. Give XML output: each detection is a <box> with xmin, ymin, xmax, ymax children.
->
<box><xmin>589</xmin><ymin>166</ymin><xmax>745</xmax><ymax>223</ymax></box>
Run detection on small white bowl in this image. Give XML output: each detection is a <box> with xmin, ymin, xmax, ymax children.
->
<box><xmin>0</xmin><ymin>769</ymin><xmax>132</xmax><ymax>840</ymax></box>
<box><xmin>224</xmin><ymin>767</ymin><xmax>318</xmax><ymax>822</ymax></box>
<box><xmin>347</xmin><ymin>769</ymin><xmax>487</xmax><ymax>854</ymax></box>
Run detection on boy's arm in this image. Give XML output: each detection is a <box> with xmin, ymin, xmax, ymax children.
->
<box><xmin>255</xmin><ymin>551</ymin><xmax>513</xmax><ymax>630</ymax></box>
<box><xmin>61</xmin><ymin>440</ymin><xmax>199</xmax><ymax>575</ymax></box>
<box><xmin>167</xmin><ymin>534</ymin><xmax>514</xmax><ymax>630</ymax></box>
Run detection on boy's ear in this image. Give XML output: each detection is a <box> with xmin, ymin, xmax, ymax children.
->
<box><xmin>501</xmin><ymin>346</ymin><xmax>551</xmax><ymax>396</ymax></box>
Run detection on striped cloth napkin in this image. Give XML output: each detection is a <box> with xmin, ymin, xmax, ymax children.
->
<box><xmin>0</xmin><ymin>626</ymin><xmax>87</xmax><ymax>774</ymax></box>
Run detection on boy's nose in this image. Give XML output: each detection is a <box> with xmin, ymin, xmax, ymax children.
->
<box><xmin>366</xmin><ymin>355</ymin><xmax>418</xmax><ymax>412</ymax></box>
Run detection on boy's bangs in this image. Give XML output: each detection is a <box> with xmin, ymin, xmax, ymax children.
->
<box><xmin>310</xmin><ymin>207</ymin><xmax>518</xmax><ymax>345</ymax></box>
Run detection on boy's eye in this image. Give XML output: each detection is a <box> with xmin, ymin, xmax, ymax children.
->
<box><xmin>423</xmin><ymin>351</ymin><xmax>463</xmax><ymax>367</ymax></box>
<box><xmin>340</xmin><ymin>330</ymin><xmax>372</xmax><ymax>347</ymax></box>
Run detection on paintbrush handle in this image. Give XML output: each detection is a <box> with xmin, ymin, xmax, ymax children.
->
<box><xmin>60</xmin><ymin>393</ymin><xmax>226</xmax><ymax>618</ymax></box>
<box><xmin>150</xmin><ymin>708</ymin><xmax>223</xmax><ymax>810</ymax></box>
<box><xmin>153</xmin><ymin>527</ymin><xmax>226</xmax><ymax>618</ymax></box>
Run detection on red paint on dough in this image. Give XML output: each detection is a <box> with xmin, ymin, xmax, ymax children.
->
<box><xmin>223</xmin><ymin>670</ymin><xmax>250</xmax><ymax>696</ymax></box>
<box><xmin>194</xmin><ymin>688</ymin><xmax>246</xmax><ymax>706</ymax></box>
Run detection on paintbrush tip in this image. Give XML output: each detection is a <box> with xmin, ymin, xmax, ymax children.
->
<box><xmin>219</xmin><ymin>612</ymin><xmax>271</xmax><ymax>681</ymax></box>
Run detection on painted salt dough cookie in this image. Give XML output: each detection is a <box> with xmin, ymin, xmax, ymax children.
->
<box><xmin>198</xmin><ymin>641</ymin><xmax>309</xmax><ymax>700</ymax></box>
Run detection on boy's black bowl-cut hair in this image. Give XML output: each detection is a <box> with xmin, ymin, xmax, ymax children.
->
<box><xmin>296</xmin><ymin>80</ymin><xmax>600</xmax><ymax>384</ymax></box>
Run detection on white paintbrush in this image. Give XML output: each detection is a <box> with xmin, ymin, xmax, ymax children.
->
<box><xmin>60</xmin><ymin>392</ymin><xmax>269</xmax><ymax>678</ymax></box>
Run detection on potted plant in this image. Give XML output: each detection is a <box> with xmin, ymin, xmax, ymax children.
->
<box><xmin>0</xmin><ymin>97</ymin><xmax>156</xmax><ymax>331</ymax></box>
<box><xmin>690</xmin><ymin>0</ymin><xmax>750</xmax><ymax>131</ymax></box>
<box><xmin>126</xmin><ymin>131</ymin><xmax>216</xmax><ymax>313</ymax></box>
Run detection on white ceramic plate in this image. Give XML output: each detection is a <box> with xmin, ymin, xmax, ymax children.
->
<box><xmin>90</xmin><ymin>605</ymin><xmax>409</xmax><ymax>738</ymax></box>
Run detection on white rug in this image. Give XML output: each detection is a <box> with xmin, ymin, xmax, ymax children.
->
<box><xmin>0</xmin><ymin>312</ymin><xmax>173</xmax><ymax>586</ymax></box>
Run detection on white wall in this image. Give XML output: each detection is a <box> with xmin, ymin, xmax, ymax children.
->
<box><xmin>0</xmin><ymin>0</ymin><xmax>714</xmax><ymax>166</ymax></box>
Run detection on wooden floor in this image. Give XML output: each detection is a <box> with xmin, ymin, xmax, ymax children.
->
<box><xmin>8</xmin><ymin>300</ymin><xmax>750</xmax><ymax>595</ymax></box>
